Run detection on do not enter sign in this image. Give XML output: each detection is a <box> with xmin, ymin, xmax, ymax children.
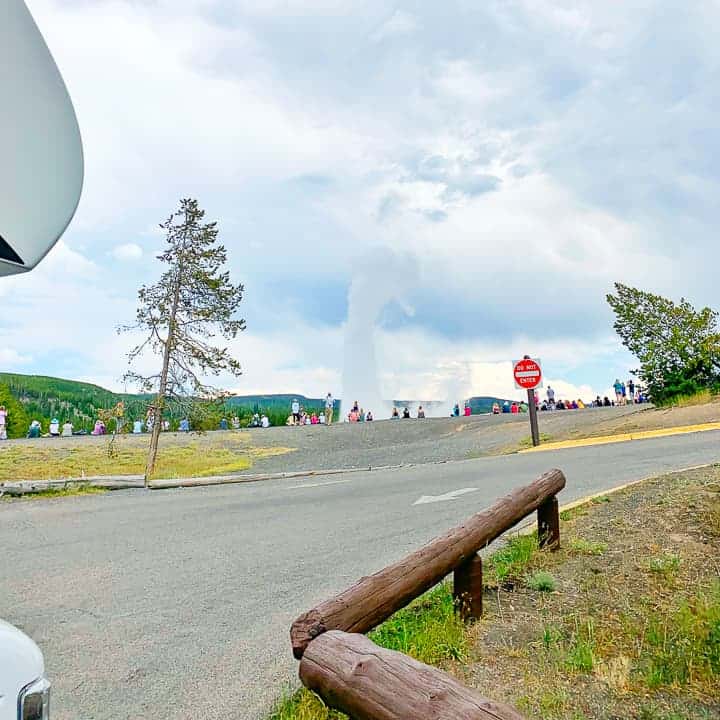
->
<box><xmin>513</xmin><ymin>358</ymin><xmax>542</xmax><ymax>390</ymax></box>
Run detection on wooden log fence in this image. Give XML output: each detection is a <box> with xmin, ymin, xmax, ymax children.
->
<box><xmin>300</xmin><ymin>631</ymin><xmax>526</xmax><ymax>720</ymax></box>
<box><xmin>290</xmin><ymin>468</ymin><xmax>566</xmax><ymax>720</ymax></box>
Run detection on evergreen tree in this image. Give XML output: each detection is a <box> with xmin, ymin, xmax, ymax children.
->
<box><xmin>0</xmin><ymin>381</ymin><xmax>30</xmax><ymax>438</ymax></box>
<box><xmin>120</xmin><ymin>199</ymin><xmax>245</xmax><ymax>482</ymax></box>
<box><xmin>606</xmin><ymin>283</ymin><xmax>720</xmax><ymax>402</ymax></box>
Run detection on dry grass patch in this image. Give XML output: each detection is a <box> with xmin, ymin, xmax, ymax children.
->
<box><xmin>466</xmin><ymin>465</ymin><xmax>720</xmax><ymax>719</ymax></box>
<box><xmin>0</xmin><ymin>435</ymin><xmax>294</xmax><ymax>481</ymax></box>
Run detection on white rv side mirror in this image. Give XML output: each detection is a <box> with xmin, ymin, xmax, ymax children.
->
<box><xmin>0</xmin><ymin>0</ymin><xmax>84</xmax><ymax>276</ymax></box>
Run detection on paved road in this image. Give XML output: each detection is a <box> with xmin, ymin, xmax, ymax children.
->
<box><xmin>2</xmin><ymin>431</ymin><xmax>719</xmax><ymax>720</ymax></box>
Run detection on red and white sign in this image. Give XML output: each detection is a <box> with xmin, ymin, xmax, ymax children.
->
<box><xmin>513</xmin><ymin>357</ymin><xmax>543</xmax><ymax>390</ymax></box>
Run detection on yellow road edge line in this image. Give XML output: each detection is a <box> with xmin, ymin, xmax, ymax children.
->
<box><xmin>518</xmin><ymin>421</ymin><xmax>720</xmax><ymax>453</ymax></box>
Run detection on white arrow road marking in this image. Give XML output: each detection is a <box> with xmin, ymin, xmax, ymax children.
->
<box><xmin>290</xmin><ymin>479</ymin><xmax>350</xmax><ymax>489</ymax></box>
<box><xmin>413</xmin><ymin>487</ymin><xmax>479</xmax><ymax>505</ymax></box>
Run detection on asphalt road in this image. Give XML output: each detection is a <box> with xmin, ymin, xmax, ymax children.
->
<box><xmin>2</xmin><ymin>431</ymin><xmax>719</xmax><ymax>720</ymax></box>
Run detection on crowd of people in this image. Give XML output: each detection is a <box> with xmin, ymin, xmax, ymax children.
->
<box><xmin>0</xmin><ymin>377</ymin><xmax>652</xmax><ymax>441</ymax></box>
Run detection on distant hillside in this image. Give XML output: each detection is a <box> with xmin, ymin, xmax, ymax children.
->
<box><xmin>226</xmin><ymin>394</ymin><xmax>325</xmax><ymax>411</ymax></box>
<box><xmin>0</xmin><ymin>373</ymin><xmax>511</xmax><ymax>437</ymax></box>
<box><xmin>0</xmin><ymin>373</ymin><xmax>150</xmax><ymax>437</ymax></box>
<box><xmin>468</xmin><ymin>396</ymin><xmax>514</xmax><ymax>414</ymax></box>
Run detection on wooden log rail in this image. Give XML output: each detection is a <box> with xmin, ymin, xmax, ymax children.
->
<box><xmin>291</xmin><ymin>468</ymin><xmax>565</xmax><ymax>658</ymax></box>
<box><xmin>300</xmin><ymin>631</ymin><xmax>527</xmax><ymax>720</ymax></box>
<box><xmin>290</xmin><ymin>469</ymin><xmax>566</xmax><ymax>720</ymax></box>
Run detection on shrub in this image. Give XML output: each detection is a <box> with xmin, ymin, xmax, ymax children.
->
<box><xmin>526</xmin><ymin>570</ymin><xmax>557</xmax><ymax>592</ymax></box>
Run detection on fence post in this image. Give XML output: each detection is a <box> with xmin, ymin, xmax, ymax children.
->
<box><xmin>537</xmin><ymin>495</ymin><xmax>560</xmax><ymax>551</ymax></box>
<box><xmin>453</xmin><ymin>553</ymin><xmax>483</xmax><ymax>622</ymax></box>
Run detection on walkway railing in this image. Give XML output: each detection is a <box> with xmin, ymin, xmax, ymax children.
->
<box><xmin>289</xmin><ymin>468</ymin><xmax>565</xmax><ymax>719</ymax></box>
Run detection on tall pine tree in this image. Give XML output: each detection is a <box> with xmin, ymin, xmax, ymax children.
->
<box><xmin>121</xmin><ymin>199</ymin><xmax>245</xmax><ymax>482</ymax></box>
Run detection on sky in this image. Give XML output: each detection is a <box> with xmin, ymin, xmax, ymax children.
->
<box><xmin>5</xmin><ymin>0</ymin><xmax>719</xmax><ymax>406</ymax></box>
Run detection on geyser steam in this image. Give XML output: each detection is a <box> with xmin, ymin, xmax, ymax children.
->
<box><xmin>341</xmin><ymin>248</ymin><xmax>417</xmax><ymax>419</ymax></box>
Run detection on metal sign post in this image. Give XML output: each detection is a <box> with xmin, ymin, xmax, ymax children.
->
<box><xmin>513</xmin><ymin>357</ymin><xmax>543</xmax><ymax>447</ymax></box>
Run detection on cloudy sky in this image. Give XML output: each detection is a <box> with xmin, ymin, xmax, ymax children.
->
<box><xmin>6</xmin><ymin>0</ymin><xmax>718</xmax><ymax>404</ymax></box>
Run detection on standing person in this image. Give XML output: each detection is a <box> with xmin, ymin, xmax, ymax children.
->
<box><xmin>324</xmin><ymin>393</ymin><xmax>334</xmax><ymax>425</ymax></box>
<box><xmin>613</xmin><ymin>379</ymin><xmax>623</xmax><ymax>405</ymax></box>
<box><xmin>0</xmin><ymin>405</ymin><xmax>7</xmax><ymax>437</ymax></box>
<box><xmin>546</xmin><ymin>386</ymin><xmax>555</xmax><ymax>405</ymax></box>
<box><xmin>627</xmin><ymin>378</ymin><xmax>635</xmax><ymax>403</ymax></box>
<box><xmin>61</xmin><ymin>419</ymin><xmax>73</xmax><ymax>437</ymax></box>
<box><xmin>464</xmin><ymin>404</ymin><xmax>471</xmax><ymax>416</ymax></box>
<box><xmin>291</xmin><ymin>398</ymin><xmax>300</xmax><ymax>425</ymax></box>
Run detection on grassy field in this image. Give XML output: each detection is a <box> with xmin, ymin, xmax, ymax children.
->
<box><xmin>0</xmin><ymin>434</ymin><xmax>294</xmax><ymax>481</ymax></box>
<box><xmin>269</xmin><ymin>465</ymin><xmax>720</xmax><ymax>720</ymax></box>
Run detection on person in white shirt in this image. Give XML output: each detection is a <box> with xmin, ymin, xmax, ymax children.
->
<box><xmin>0</xmin><ymin>405</ymin><xmax>7</xmax><ymax>430</ymax></box>
<box><xmin>319</xmin><ymin>413</ymin><xmax>326</xmax><ymax>424</ymax></box>
<box><xmin>325</xmin><ymin>393</ymin><xmax>334</xmax><ymax>425</ymax></box>
<box><xmin>260</xmin><ymin>414</ymin><xmax>270</xmax><ymax>428</ymax></box>
<box><xmin>49</xmin><ymin>417</ymin><xmax>60</xmax><ymax>436</ymax></box>
<box><xmin>291</xmin><ymin>399</ymin><xmax>300</xmax><ymax>424</ymax></box>
<box><xmin>61</xmin><ymin>420</ymin><xmax>73</xmax><ymax>437</ymax></box>
<box><xmin>133</xmin><ymin>419</ymin><xmax>143</xmax><ymax>434</ymax></box>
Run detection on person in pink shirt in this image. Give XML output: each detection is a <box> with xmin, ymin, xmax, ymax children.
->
<box><xmin>310</xmin><ymin>413</ymin><xmax>319</xmax><ymax>425</ymax></box>
<box><xmin>510</xmin><ymin>402</ymin><xmax>519</xmax><ymax>414</ymax></box>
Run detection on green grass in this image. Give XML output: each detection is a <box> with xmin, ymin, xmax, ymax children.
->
<box><xmin>568</xmin><ymin>538</ymin><xmax>607</xmax><ymax>556</ymax></box>
<box><xmin>537</xmin><ymin>617</ymin><xmax>596</xmax><ymax>674</ymax></box>
<box><xmin>656</xmin><ymin>389</ymin><xmax>717</xmax><ymax>408</ymax></box>
<box><xmin>2</xmin><ymin>483</ymin><xmax>108</xmax><ymax>501</ymax></box>
<box><xmin>565</xmin><ymin>620</ymin><xmax>596</xmax><ymax>673</ymax></box>
<box><xmin>369</xmin><ymin>582</ymin><xmax>467</xmax><ymax>664</ymax></box>
<box><xmin>518</xmin><ymin>433</ymin><xmax>553</xmax><ymax>449</ymax></box>
<box><xmin>485</xmin><ymin>533</ymin><xmax>539</xmax><ymax>585</ymax></box>
<box><xmin>648</xmin><ymin>553</ymin><xmax>681</xmax><ymax>577</ymax></box>
<box><xmin>527</xmin><ymin>570</ymin><xmax>557</xmax><ymax>592</ymax></box>
<box><xmin>642</xmin><ymin>582</ymin><xmax>720</xmax><ymax>688</ymax></box>
<box><xmin>268</xmin><ymin>690</ymin><xmax>344</xmax><ymax>720</ymax></box>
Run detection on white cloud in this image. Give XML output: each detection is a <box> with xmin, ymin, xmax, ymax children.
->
<box><xmin>370</xmin><ymin>10</ymin><xmax>418</xmax><ymax>42</ymax></box>
<box><xmin>110</xmin><ymin>243</ymin><xmax>143</xmax><ymax>261</ymax></box>
<box><xmin>10</xmin><ymin>0</ymin><xmax>718</xmax><ymax>399</ymax></box>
